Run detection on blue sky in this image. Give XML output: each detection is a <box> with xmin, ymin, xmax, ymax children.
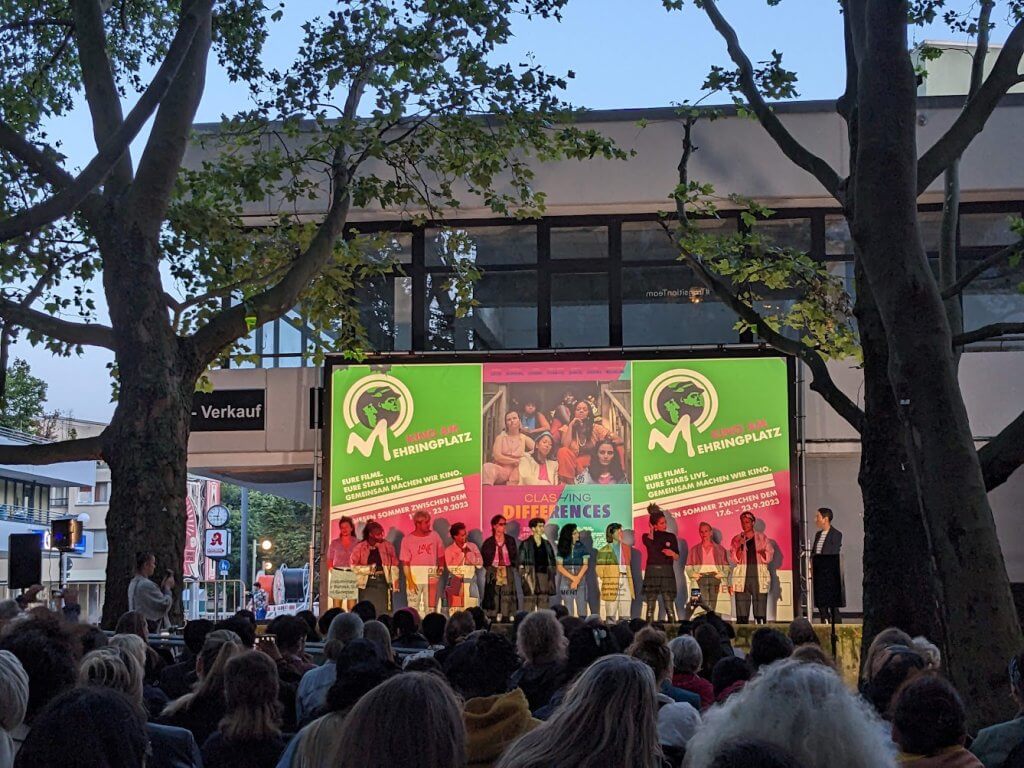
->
<box><xmin>11</xmin><ymin>0</ymin><xmax>1013</xmax><ymax>421</ymax></box>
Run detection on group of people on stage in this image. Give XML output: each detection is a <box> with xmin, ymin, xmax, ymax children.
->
<box><xmin>327</xmin><ymin>502</ymin><xmax>800</xmax><ymax>624</ymax></box>
<box><xmin>482</xmin><ymin>391</ymin><xmax>628</xmax><ymax>486</ymax></box>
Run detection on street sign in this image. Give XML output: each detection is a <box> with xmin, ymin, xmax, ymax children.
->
<box><xmin>204</xmin><ymin>529</ymin><xmax>231</xmax><ymax>559</ymax></box>
<box><xmin>191</xmin><ymin>389</ymin><xmax>266</xmax><ymax>432</ymax></box>
<box><xmin>218</xmin><ymin>559</ymin><xmax>231</xmax><ymax>576</ymax></box>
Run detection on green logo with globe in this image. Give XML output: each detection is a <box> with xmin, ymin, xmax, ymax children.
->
<box><xmin>342</xmin><ymin>374</ymin><xmax>415</xmax><ymax>461</ymax></box>
<box><xmin>643</xmin><ymin>369</ymin><xmax>718</xmax><ymax>457</ymax></box>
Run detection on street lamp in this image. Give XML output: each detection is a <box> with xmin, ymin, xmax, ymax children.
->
<box><xmin>262</xmin><ymin>561</ymin><xmax>274</xmax><ymax>572</ymax></box>
<box><xmin>252</xmin><ymin>538</ymin><xmax>273</xmax><ymax>587</ymax></box>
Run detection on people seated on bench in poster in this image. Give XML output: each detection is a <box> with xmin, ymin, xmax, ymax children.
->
<box><xmin>576</xmin><ymin>438</ymin><xmax>628</xmax><ymax>485</ymax></box>
<box><xmin>518</xmin><ymin>517</ymin><xmax>557</xmax><ymax>611</ymax></box>
<box><xmin>482</xmin><ymin>410</ymin><xmax>535</xmax><ymax>485</ymax></box>
<box><xmin>328</xmin><ymin>516</ymin><xmax>359</xmax><ymax>609</ymax></box>
<box><xmin>518</xmin><ymin>430</ymin><xmax>559</xmax><ymax>486</ymax></box>
<box><xmin>351</xmin><ymin>520</ymin><xmax>399</xmax><ymax>615</ymax></box>
<box><xmin>596</xmin><ymin>522</ymin><xmax>633</xmax><ymax>621</ymax></box>
<box><xmin>556</xmin><ymin>399</ymin><xmax>623</xmax><ymax>484</ymax></box>
<box><xmin>731</xmin><ymin>512</ymin><xmax>775</xmax><ymax>625</ymax></box>
<box><xmin>401</xmin><ymin>509</ymin><xmax>445</xmax><ymax>615</ymax></box>
<box><xmin>481</xmin><ymin>515</ymin><xmax>519</xmax><ymax>622</ymax></box>
<box><xmin>685</xmin><ymin>521</ymin><xmax>732</xmax><ymax>610</ymax></box>
<box><xmin>519</xmin><ymin>397</ymin><xmax>551</xmax><ymax>440</ymax></box>
<box><xmin>444</xmin><ymin>522</ymin><xmax>483</xmax><ymax>612</ymax></box>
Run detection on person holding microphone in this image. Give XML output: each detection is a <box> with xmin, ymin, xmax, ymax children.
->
<box><xmin>128</xmin><ymin>551</ymin><xmax>174</xmax><ymax>632</ymax></box>
<box><xmin>730</xmin><ymin>512</ymin><xmax>775</xmax><ymax>624</ymax></box>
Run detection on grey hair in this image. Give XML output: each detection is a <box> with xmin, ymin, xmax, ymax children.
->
<box><xmin>669</xmin><ymin>634</ymin><xmax>703</xmax><ymax>675</ymax></box>
<box><xmin>335</xmin><ymin>672</ymin><xmax>464</xmax><ymax>768</ymax></box>
<box><xmin>685</xmin><ymin>659</ymin><xmax>897</xmax><ymax>768</ymax></box>
<box><xmin>860</xmin><ymin>627</ymin><xmax>913</xmax><ymax>683</ymax></box>
<box><xmin>910</xmin><ymin>636</ymin><xmax>941</xmax><ymax>670</ymax></box>
<box><xmin>516</xmin><ymin>610</ymin><xmax>567</xmax><ymax>666</ymax></box>
<box><xmin>324</xmin><ymin>613</ymin><xmax>364</xmax><ymax>662</ymax></box>
<box><xmin>495</xmin><ymin>655</ymin><xmax>664</xmax><ymax>768</ymax></box>
<box><xmin>363</xmin><ymin>620</ymin><xmax>394</xmax><ymax>664</ymax></box>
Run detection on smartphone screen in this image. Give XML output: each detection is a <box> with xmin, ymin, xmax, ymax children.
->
<box><xmin>690</xmin><ymin>588</ymin><xmax>701</xmax><ymax>598</ymax></box>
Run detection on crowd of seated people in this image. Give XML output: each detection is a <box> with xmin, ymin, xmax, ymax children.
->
<box><xmin>3</xmin><ymin>591</ymin><xmax>1024</xmax><ymax>768</ymax></box>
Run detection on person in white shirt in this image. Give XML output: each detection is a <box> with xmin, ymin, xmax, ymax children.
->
<box><xmin>128</xmin><ymin>552</ymin><xmax>174</xmax><ymax>632</ymax></box>
<box><xmin>400</xmin><ymin>509</ymin><xmax>445</xmax><ymax>614</ymax></box>
<box><xmin>684</xmin><ymin>523</ymin><xmax>732</xmax><ymax>612</ymax></box>
<box><xmin>443</xmin><ymin>523</ymin><xmax>483</xmax><ymax>612</ymax></box>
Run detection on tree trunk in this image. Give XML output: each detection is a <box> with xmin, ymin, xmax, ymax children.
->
<box><xmin>855</xmin><ymin>261</ymin><xmax>941</xmax><ymax>651</ymax></box>
<box><xmin>852</xmin><ymin>4</ymin><xmax>1021</xmax><ymax>727</ymax></box>
<box><xmin>99</xmin><ymin>222</ymin><xmax>194</xmax><ymax>628</ymax></box>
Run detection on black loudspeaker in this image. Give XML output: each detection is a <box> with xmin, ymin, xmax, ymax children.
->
<box><xmin>9</xmin><ymin>534</ymin><xmax>43</xmax><ymax>589</ymax></box>
<box><xmin>50</xmin><ymin>518</ymin><xmax>83</xmax><ymax>552</ymax></box>
<box><xmin>812</xmin><ymin>554</ymin><xmax>846</xmax><ymax>609</ymax></box>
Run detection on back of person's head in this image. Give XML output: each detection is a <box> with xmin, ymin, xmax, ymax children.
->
<box><xmin>695</xmin><ymin>623</ymin><xmax>725</xmax><ymax>675</ymax></box>
<box><xmin>363</xmin><ymin>620</ymin><xmax>395</xmax><ymax>664</ymax></box>
<box><xmin>750</xmin><ymin>628</ymin><xmax>794</xmax><ymax>670</ymax></box>
<box><xmin>272</xmin><ymin>615</ymin><xmax>309</xmax><ymax>653</ymax></box>
<box><xmin>234</xmin><ymin>609</ymin><xmax>257</xmax><ymax>626</ymax></box>
<box><xmin>860</xmin><ymin>627</ymin><xmax>914</xmax><ymax>683</ymax></box>
<box><xmin>467</xmin><ymin>607</ymin><xmax>489</xmax><ymax>631</ymax></box>
<box><xmin>712</xmin><ymin>656</ymin><xmax>752</xmax><ymax>696</ymax></box>
<box><xmin>709</xmin><ymin>739</ymin><xmax>807</xmax><ymax>768</ymax></box>
<box><xmin>221</xmin><ymin>651</ymin><xmax>281</xmax><ymax>741</ymax></box>
<box><xmin>318</xmin><ymin>608</ymin><xmax>343</xmax><ymax>637</ymax></box>
<box><xmin>335</xmin><ymin>673</ymin><xmax>464</xmax><ymax>768</ymax></box>
<box><xmin>551</xmin><ymin>604</ymin><xmax>569</xmax><ymax>620</ymax></box>
<box><xmin>787</xmin><ymin>617</ymin><xmax>819</xmax><ymax>647</ymax></box>
<box><xmin>214</xmin><ymin>615</ymin><xmax>257</xmax><ymax>648</ymax></box>
<box><xmin>669</xmin><ymin>634</ymin><xmax>703</xmax><ymax>675</ymax></box>
<box><xmin>891</xmin><ymin>674</ymin><xmax>966</xmax><ymax>756</ymax></box>
<box><xmin>326</xmin><ymin>655</ymin><xmax>394</xmax><ymax>714</ymax></box>
<box><xmin>163</xmin><ymin>629</ymin><xmax>241</xmax><ymax>717</ymax></box>
<box><xmin>422</xmin><ymin>613</ymin><xmax>447</xmax><ymax>646</ymax></box>
<box><xmin>393</xmin><ymin>608</ymin><xmax>420</xmax><ymax>638</ymax></box>
<box><xmin>114</xmin><ymin>611</ymin><xmax>148</xmax><ymax>639</ymax></box>
<box><xmin>13</xmin><ymin>687</ymin><xmax>148</xmax><ymax>768</ymax></box>
<box><xmin>444</xmin><ymin>611</ymin><xmax>476</xmax><ymax>647</ymax></box>
<box><xmin>79</xmin><ymin>648</ymin><xmax>144</xmax><ymax>712</ymax></box>
<box><xmin>790</xmin><ymin>644</ymin><xmax>835</xmax><ymax>669</ymax></box>
<box><xmin>108</xmin><ymin>633</ymin><xmax>147</xmax><ymax>674</ymax></box>
<box><xmin>628</xmin><ymin>617</ymin><xmax>648</xmax><ymax>634</ymax></box>
<box><xmin>352</xmin><ymin>601</ymin><xmax>377</xmax><ymax>623</ymax></box>
<box><xmin>609</xmin><ymin>621</ymin><xmax>635</xmax><ymax>652</ymax></box>
<box><xmin>0</xmin><ymin>612</ymin><xmax>80</xmax><ymax>723</ymax></box>
<box><xmin>862</xmin><ymin>645</ymin><xmax>926</xmax><ymax>718</ymax></box>
<box><xmin>910</xmin><ymin>636</ymin><xmax>941</xmax><ymax>670</ymax></box>
<box><xmin>324</xmin><ymin>612</ymin><xmax>364</xmax><ymax>661</ymax></box>
<box><xmin>565</xmin><ymin>623</ymin><xmax>619</xmax><ymax>678</ymax></box>
<box><xmin>687</xmin><ymin>659</ymin><xmax>896</xmax><ymax>768</ymax></box>
<box><xmin>183</xmin><ymin>619</ymin><xmax>215</xmax><ymax>655</ymax></box>
<box><xmin>0</xmin><ymin>650</ymin><xmax>29</xmax><ymax>736</ymax></box>
<box><xmin>517</xmin><ymin>610</ymin><xmax>566</xmax><ymax>666</ymax></box>
<box><xmin>559</xmin><ymin>615</ymin><xmax>584</xmax><ymax>638</ymax></box>
<box><xmin>0</xmin><ymin>600</ymin><xmax>20</xmax><ymax>621</ymax></box>
<box><xmin>495</xmin><ymin>655</ymin><xmax>663</xmax><ymax>768</ymax></box>
<box><xmin>296</xmin><ymin>610</ymin><xmax>319</xmax><ymax>640</ymax></box>
<box><xmin>76</xmin><ymin>625</ymin><xmax>109</xmax><ymax>655</ymax></box>
<box><xmin>444</xmin><ymin>632</ymin><xmax>520</xmax><ymax>699</ymax></box>
<box><xmin>403</xmin><ymin>655</ymin><xmax>444</xmax><ymax>675</ymax></box>
<box><xmin>627</xmin><ymin>627</ymin><xmax>673</xmax><ymax>685</ymax></box>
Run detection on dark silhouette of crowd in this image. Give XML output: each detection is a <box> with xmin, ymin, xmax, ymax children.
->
<box><xmin>2</xmin><ymin>595</ymin><xmax>1023</xmax><ymax>768</ymax></box>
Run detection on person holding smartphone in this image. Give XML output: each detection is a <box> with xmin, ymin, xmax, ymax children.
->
<box><xmin>128</xmin><ymin>551</ymin><xmax>174</xmax><ymax>632</ymax></box>
<box><xmin>684</xmin><ymin>522</ymin><xmax>732</xmax><ymax>612</ymax></box>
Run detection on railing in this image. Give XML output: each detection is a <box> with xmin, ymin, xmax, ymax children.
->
<box><xmin>0</xmin><ymin>503</ymin><xmax>51</xmax><ymax>525</ymax></box>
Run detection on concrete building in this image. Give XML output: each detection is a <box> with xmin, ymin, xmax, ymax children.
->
<box><xmin>183</xmin><ymin>88</ymin><xmax>1024</xmax><ymax>618</ymax></box>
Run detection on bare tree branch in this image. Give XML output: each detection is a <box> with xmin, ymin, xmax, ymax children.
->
<box><xmin>0</xmin><ymin>0</ymin><xmax>214</xmax><ymax>244</ymax></box>
<box><xmin>941</xmin><ymin>240</ymin><xmax>1024</xmax><ymax>299</ymax></box>
<box><xmin>917</xmin><ymin>18</ymin><xmax>1024</xmax><ymax>194</ymax></box>
<box><xmin>0</xmin><ymin>434</ymin><xmax>104</xmax><ymax>465</ymax></box>
<box><xmin>126</xmin><ymin>0</ymin><xmax>213</xmax><ymax>237</ymax></box>
<box><xmin>0</xmin><ymin>122</ymin><xmax>77</xmax><ymax>191</ymax></box>
<box><xmin>0</xmin><ymin>297</ymin><xmax>114</xmax><ymax>348</ymax></box>
<box><xmin>952</xmin><ymin>322</ymin><xmax>1024</xmax><ymax>347</ymax></box>
<box><xmin>700</xmin><ymin>0</ymin><xmax>845</xmax><ymax>204</ymax></box>
<box><xmin>980</xmin><ymin>409</ymin><xmax>1024</xmax><ymax>491</ymax></box>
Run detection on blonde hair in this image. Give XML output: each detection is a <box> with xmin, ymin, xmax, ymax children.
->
<box><xmin>363</xmin><ymin>621</ymin><xmax>394</xmax><ymax>664</ymax></box>
<box><xmin>108</xmin><ymin>633</ymin><xmax>147</xmax><ymax>672</ymax></box>
<box><xmin>516</xmin><ymin>610</ymin><xmax>567</xmax><ymax>666</ymax></box>
<box><xmin>79</xmin><ymin>648</ymin><xmax>145</xmax><ymax>715</ymax></box>
<box><xmin>627</xmin><ymin>627</ymin><xmax>673</xmax><ymax>685</ymax></box>
<box><xmin>220</xmin><ymin>651</ymin><xmax>281</xmax><ymax>741</ymax></box>
<box><xmin>496</xmin><ymin>655</ymin><xmax>663</xmax><ymax>768</ymax></box>
<box><xmin>860</xmin><ymin>627</ymin><xmax>913</xmax><ymax>683</ymax></box>
<box><xmin>162</xmin><ymin>631</ymin><xmax>241</xmax><ymax>717</ymax></box>
<box><xmin>336</xmin><ymin>673</ymin><xmax>464</xmax><ymax>768</ymax></box>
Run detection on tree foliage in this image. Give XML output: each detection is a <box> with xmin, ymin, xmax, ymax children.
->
<box><xmin>0</xmin><ymin>357</ymin><xmax>47</xmax><ymax>433</ymax></box>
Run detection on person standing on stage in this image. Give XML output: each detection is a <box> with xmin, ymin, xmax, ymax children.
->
<box><xmin>351</xmin><ymin>520</ymin><xmax>399</xmax><ymax>615</ymax></box>
<box><xmin>444</xmin><ymin>522</ymin><xmax>483</xmax><ymax>611</ymax></box>
<box><xmin>812</xmin><ymin>507</ymin><xmax>844</xmax><ymax>624</ymax></box>
<box><xmin>328</xmin><ymin>516</ymin><xmax>359</xmax><ymax>610</ymax></box>
<box><xmin>555</xmin><ymin>523</ymin><xmax>590</xmax><ymax>617</ymax></box>
<box><xmin>730</xmin><ymin>512</ymin><xmax>775</xmax><ymax>624</ymax></box>
<box><xmin>400</xmin><ymin>509</ymin><xmax>445</xmax><ymax>615</ymax></box>
<box><xmin>641</xmin><ymin>504</ymin><xmax>679</xmax><ymax>623</ymax></box>
<box><xmin>518</xmin><ymin>517</ymin><xmax>557</xmax><ymax>612</ymax></box>
<box><xmin>481</xmin><ymin>515</ymin><xmax>519</xmax><ymax>622</ymax></box>
<box><xmin>596</xmin><ymin>522</ymin><xmax>633</xmax><ymax>620</ymax></box>
<box><xmin>685</xmin><ymin>522</ymin><xmax>732</xmax><ymax>611</ymax></box>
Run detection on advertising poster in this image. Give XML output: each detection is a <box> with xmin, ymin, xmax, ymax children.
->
<box><xmin>481</xmin><ymin>361</ymin><xmax>633</xmax><ymax>549</ymax></box>
<box><xmin>328</xmin><ymin>364</ymin><xmax>482</xmax><ymax>543</ymax></box>
<box><xmin>631</xmin><ymin>358</ymin><xmax>792</xmax><ymax>619</ymax></box>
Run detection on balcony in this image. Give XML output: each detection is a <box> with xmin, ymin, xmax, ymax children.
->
<box><xmin>0</xmin><ymin>504</ymin><xmax>51</xmax><ymax>525</ymax></box>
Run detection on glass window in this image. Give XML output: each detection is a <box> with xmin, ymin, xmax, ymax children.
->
<box><xmin>78</xmin><ymin>486</ymin><xmax>93</xmax><ymax>505</ymax></box>
<box><xmin>622</xmin><ymin>267</ymin><xmax>738</xmax><ymax>346</ymax></box>
<box><xmin>51</xmin><ymin>487</ymin><xmax>69</xmax><ymax>507</ymax></box>
<box><xmin>426</xmin><ymin>226</ymin><xmax>536</xmax><ymax>267</ymax></box>
<box><xmin>551</xmin><ymin>272</ymin><xmax>608</xmax><ymax>347</ymax></box>
<box><xmin>827</xmin><ymin>260</ymin><xmax>856</xmax><ymax>301</ymax></box>
<box><xmin>426</xmin><ymin>271</ymin><xmax>537</xmax><ymax>350</ymax></box>
<box><xmin>622</xmin><ymin>218</ymin><xmax>737</xmax><ymax>262</ymax></box>
<box><xmin>961</xmin><ymin>213</ymin><xmax>1021</xmax><ymax>248</ymax></box>
<box><xmin>551</xmin><ymin>226</ymin><xmax>608</xmax><ymax>260</ymax></box>
<box><xmin>825</xmin><ymin>215</ymin><xmax>853</xmax><ymax>256</ymax></box>
<box><xmin>752</xmin><ymin>217</ymin><xmax>812</xmax><ymax>252</ymax></box>
<box><xmin>358</xmin><ymin>276</ymin><xmax>413</xmax><ymax>351</ymax></box>
<box><xmin>354</xmin><ymin>232</ymin><xmax>412</xmax><ymax>264</ymax></box>
<box><xmin>277</xmin><ymin>316</ymin><xmax>303</xmax><ymax>356</ymax></box>
<box><xmin>260</xmin><ymin>322</ymin><xmax>276</xmax><ymax>356</ymax></box>
<box><xmin>918</xmin><ymin>211</ymin><xmax>943</xmax><ymax>252</ymax></box>
<box><xmin>94</xmin><ymin>482</ymin><xmax>110</xmax><ymax>504</ymax></box>
<box><xmin>962</xmin><ymin>258</ymin><xmax>1024</xmax><ymax>342</ymax></box>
